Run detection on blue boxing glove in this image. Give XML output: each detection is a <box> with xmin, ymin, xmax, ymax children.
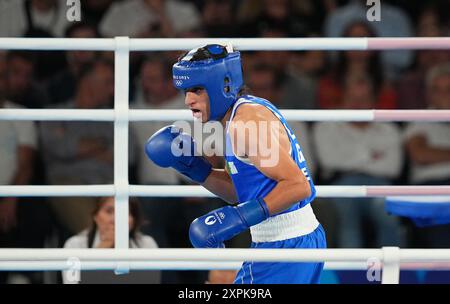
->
<box><xmin>189</xmin><ymin>198</ymin><xmax>270</xmax><ymax>248</ymax></box>
<box><xmin>145</xmin><ymin>125</ymin><xmax>212</xmax><ymax>183</ymax></box>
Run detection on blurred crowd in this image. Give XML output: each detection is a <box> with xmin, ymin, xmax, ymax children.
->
<box><xmin>0</xmin><ymin>0</ymin><xmax>449</xmax><ymax>284</ymax></box>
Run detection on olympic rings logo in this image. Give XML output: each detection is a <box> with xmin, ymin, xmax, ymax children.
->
<box><xmin>204</xmin><ymin>215</ymin><xmax>217</xmax><ymax>226</ymax></box>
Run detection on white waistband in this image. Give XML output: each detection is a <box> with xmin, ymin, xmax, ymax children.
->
<box><xmin>250</xmin><ymin>204</ymin><xmax>320</xmax><ymax>243</ymax></box>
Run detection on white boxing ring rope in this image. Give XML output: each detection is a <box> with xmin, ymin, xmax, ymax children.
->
<box><xmin>0</xmin><ymin>185</ymin><xmax>450</xmax><ymax>198</ymax></box>
<box><xmin>2</xmin><ymin>261</ymin><xmax>450</xmax><ymax>272</ymax></box>
<box><xmin>1</xmin><ymin>109</ymin><xmax>450</xmax><ymax>122</ymax></box>
<box><xmin>1</xmin><ymin>37</ymin><xmax>450</xmax><ymax>51</ymax></box>
<box><xmin>0</xmin><ymin>37</ymin><xmax>450</xmax><ymax>284</ymax></box>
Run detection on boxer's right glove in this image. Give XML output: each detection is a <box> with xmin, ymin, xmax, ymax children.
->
<box><xmin>189</xmin><ymin>198</ymin><xmax>270</xmax><ymax>248</ymax></box>
<box><xmin>145</xmin><ymin>125</ymin><xmax>212</xmax><ymax>184</ymax></box>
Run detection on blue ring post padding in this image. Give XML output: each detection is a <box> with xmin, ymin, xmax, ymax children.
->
<box><xmin>385</xmin><ymin>198</ymin><xmax>450</xmax><ymax>227</ymax></box>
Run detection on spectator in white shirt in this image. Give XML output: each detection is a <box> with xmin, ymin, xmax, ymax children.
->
<box><xmin>0</xmin><ymin>55</ymin><xmax>38</xmax><ymax>284</ymax></box>
<box><xmin>0</xmin><ymin>55</ymin><xmax>37</xmax><ymax>235</ymax></box>
<box><xmin>40</xmin><ymin>59</ymin><xmax>115</xmax><ymax>236</ymax></box>
<box><xmin>313</xmin><ymin>72</ymin><xmax>404</xmax><ymax>248</ymax></box>
<box><xmin>0</xmin><ymin>0</ymin><xmax>70</xmax><ymax>37</ymax></box>
<box><xmin>405</xmin><ymin>64</ymin><xmax>450</xmax><ymax>185</ymax></box>
<box><xmin>63</xmin><ymin>196</ymin><xmax>158</xmax><ymax>284</ymax></box>
<box><xmin>99</xmin><ymin>0</ymin><xmax>201</xmax><ymax>38</ymax></box>
<box><xmin>404</xmin><ymin>64</ymin><xmax>450</xmax><ymax>247</ymax></box>
<box><xmin>63</xmin><ymin>197</ymin><xmax>157</xmax><ymax>249</ymax></box>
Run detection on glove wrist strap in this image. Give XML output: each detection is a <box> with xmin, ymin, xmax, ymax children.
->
<box><xmin>236</xmin><ymin>198</ymin><xmax>270</xmax><ymax>227</ymax></box>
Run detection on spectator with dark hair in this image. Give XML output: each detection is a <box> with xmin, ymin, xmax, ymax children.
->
<box><xmin>99</xmin><ymin>0</ymin><xmax>201</xmax><ymax>38</ymax></box>
<box><xmin>249</xmin><ymin>22</ymin><xmax>292</xmax><ymax>78</ymax></box>
<box><xmin>237</xmin><ymin>0</ymin><xmax>324</xmax><ymax>37</ymax></box>
<box><xmin>0</xmin><ymin>0</ymin><xmax>70</xmax><ymax>37</ymax></box>
<box><xmin>62</xmin><ymin>196</ymin><xmax>158</xmax><ymax>284</ymax></box>
<box><xmin>131</xmin><ymin>56</ymin><xmax>185</xmax><ymax>188</ymax></box>
<box><xmin>405</xmin><ymin>64</ymin><xmax>450</xmax><ymax>187</ymax></box>
<box><xmin>0</xmin><ymin>53</ymin><xmax>39</xmax><ymax>284</ymax></box>
<box><xmin>64</xmin><ymin>21</ymin><xmax>101</xmax><ymax>41</ymax></box>
<box><xmin>246</xmin><ymin>64</ymin><xmax>284</xmax><ymax>102</ymax></box>
<box><xmin>39</xmin><ymin>59</ymin><xmax>114</xmax><ymax>237</ymax></box>
<box><xmin>284</xmin><ymin>33</ymin><xmax>326</xmax><ymax>110</ymax></box>
<box><xmin>318</xmin><ymin>22</ymin><xmax>397</xmax><ymax>110</ymax></box>
<box><xmin>46</xmin><ymin>22</ymin><xmax>100</xmax><ymax>105</ymax></box>
<box><xmin>404</xmin><ymin>64</ymin><xmax>450</xmax><ymax>248</ymax></box>
<box><xmin>396</xmin><ymin>6</ymin><xmax>450</xmax><ymax>109</ymax></box>
<box><xmin>324</xmin><ymin>0</ymin><xmax>413</xmax><ymax>79</ymax></box>
<box><xmin>80</xmin><ymin>0</ymin><xmax>115</xmax><ymax>27</ymax></box>
<box><xmin>415</xmin><ymin>3</ymin><xmax>449</xmax><ymax>37</ymax></box>
<box><xmin>63</xmin><ymin>197</ymin><xmax>156</xmax><ymax>249</ymax></box>
<box><xmin>5</xmin><ymin>51</ymin><xmax>49</xmax><ymax>108</ymax></box>
<box><xmin>313</xmin><ymin>72</ymin><xmax>404</xmax><ymax>248</ymax></box>
<box><xmin>0</xmin><ymin>0</ymin><xmax>70</xmax><ymax>79</ymax></box>
<box><xmin>248</xmin><ymin>23</ymin><xmax>320</xmax><ymax>110</ymax></box>
<box><xmin>201</xmin><ymin>0</ymin><xmax>237</xmax><ymax>38</ymax></box>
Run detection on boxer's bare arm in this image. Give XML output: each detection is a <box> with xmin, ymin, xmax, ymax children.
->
<box><xmin>229</xmin><ymin>104</ymin><xmax>311</xmax><ymax>215</ymax></box>
<box><xmin>201</xmin><ymin>169</ymin><xmax>237</xmax><ymax>204</ymax></box>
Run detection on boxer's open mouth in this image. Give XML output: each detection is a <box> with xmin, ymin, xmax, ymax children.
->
<box><xmin>191</xmin><ymin>109</ymin><xmax>202</xmax><ymax>119</ymax></box>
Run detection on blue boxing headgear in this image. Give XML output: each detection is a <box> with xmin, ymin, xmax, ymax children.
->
<box><xmin>172</xmin><ymin>44</ymin><xmax>244</xmax><ymax>121</ymax></box>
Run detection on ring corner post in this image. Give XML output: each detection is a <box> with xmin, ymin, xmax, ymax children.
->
<box><xmin>382</xmin><ymin>246</ymin><xmax>401</xmax><ymax>284</ymax></box>
<box><xmin>113</xmin><ymin>36</ymin><xmax>131</xmax><ymax>274</ymax></box>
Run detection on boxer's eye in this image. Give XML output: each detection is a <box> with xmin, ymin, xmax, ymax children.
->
<box><xmin>186</xmin><ymin>87</ymin><xmax>204</xmax><ymax>94</ymax></box>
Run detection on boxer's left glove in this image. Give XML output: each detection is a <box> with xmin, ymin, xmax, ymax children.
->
<box><xmin>145</xmin><ymin>125</ymin><xmax>212</xmax><ymax>183</ymax></box>
<box><xmin>189</xmin><ymin>198</ymin><xmax>270</xmax><ymax>248</ymax></box>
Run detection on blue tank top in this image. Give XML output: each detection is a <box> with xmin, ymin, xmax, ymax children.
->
<box><xmin>225</xmin><ymin>95</ymin><xmax>316</xmax><ymax>216</ymax></box>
